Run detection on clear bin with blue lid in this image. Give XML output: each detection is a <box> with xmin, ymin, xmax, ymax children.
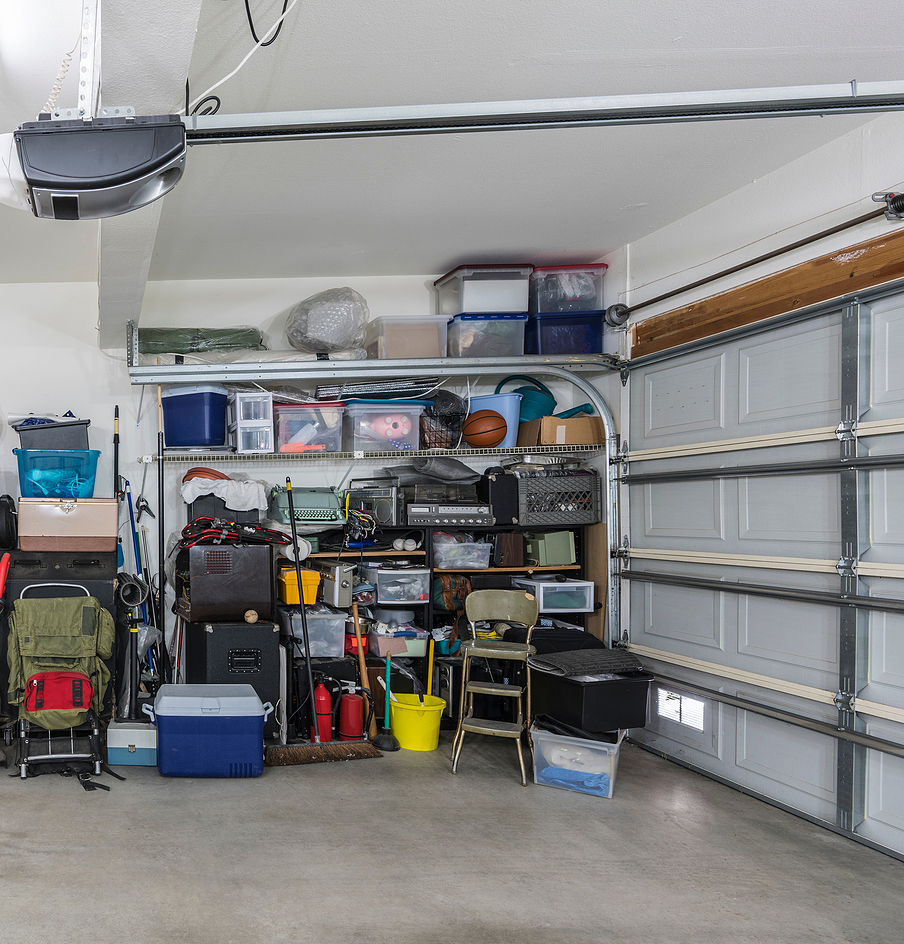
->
<box><xmin>14</xmin><ymin>448</ymin><xmax>100</xmax><ymax>499</ymax></box>
<box><xmin>447</xmin><ymin>313</ymin><xmax>528</xmax><ymax>358</ymax></box>
<box><xmin>342</xmin><ymin>399</ymin><xmax>431</xmax><ymax>452</ymax></box>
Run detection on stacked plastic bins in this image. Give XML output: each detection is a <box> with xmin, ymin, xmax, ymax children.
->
<box><xmin>228</xmin><ymin>390</ymin><xmax>274</xmax><ymax>454</ymax></box>
<box><xmin>525</xmin><ymin>264</ymin><xmax>608</xmax><ymax>355</ymax></box>
<box><xmin>435</xmin><ymin>265</ymin><xmax>532</xmax><ymax>357</ymax></box>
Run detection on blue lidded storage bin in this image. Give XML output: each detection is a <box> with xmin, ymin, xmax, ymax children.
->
<box><xmin>14</xmin><ymin>448</ymin><xmax>100</xmax><ymax>499</ymax></box>
<box><xmin>144</xmin><ymin>683</ymin><xmax>273</xmax><ymax>778</ymax></box>
<box><xmin>525</xmin><ymin>311</ymin><xmax>605</xmax><ymax>355</ymax></box>
<box><xmin>161</xmin><ymin>383</ymin><xmax>228</xmax><ymax>447</ymax></box>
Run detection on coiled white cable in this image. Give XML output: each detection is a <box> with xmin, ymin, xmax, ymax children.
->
<box><xmin>41</xmin><ymin>36</ymin><xmax>80</xmax><ymax>115</ymax></box>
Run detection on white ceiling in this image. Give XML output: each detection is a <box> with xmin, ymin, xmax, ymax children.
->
<box><xmin>2</xmin><ymin>0</ymin><xmax>904</xmax><ymax>346</ymax></box>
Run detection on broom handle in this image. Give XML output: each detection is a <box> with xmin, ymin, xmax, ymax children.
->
<box><xmin>286</xmin><ymin>477</ymin><xmax>319</xmax><ymax>744</ymax></box>
<box><xmin>352</xmin><ymin>602</ymin><xmax>378</xmax><ymax>740</ymax></box>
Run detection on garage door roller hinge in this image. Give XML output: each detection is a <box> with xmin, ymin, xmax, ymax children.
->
<box><xmin>835</xmin><ymin>420</ymin><xmax>857</xmax><ymax>443</ymax></box>
<box><xmin>834</xmin><ymin>690</ymin><xmax>856</xmax><ymax>713</ymax></box>
<box><xmin>835</xmin><ymin>557</ymin><xmax>858</xmax><ymax>578</ymax></box>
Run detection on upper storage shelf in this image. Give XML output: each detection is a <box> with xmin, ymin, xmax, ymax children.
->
<box><xmin>126</xmin><ymin>321</ymin><xmax>619</xmax><ymax>386</ymax></box>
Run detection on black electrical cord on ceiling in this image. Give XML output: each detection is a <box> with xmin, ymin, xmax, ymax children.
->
<box><xmin>244</xmin><ymin>0</ymin><xmax>289</xmax><ymax>46</ymax></box>
<box><xmin>184</xmin><ymin>79</ymin><xmax>221</xmax><ymax>116</ymax></box>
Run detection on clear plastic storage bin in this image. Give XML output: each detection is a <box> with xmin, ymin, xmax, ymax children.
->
<box><xmin>528</xmin><ymin>264</ymin><xmax>607</xmax><ymax>313</ymax></box>
<box><xmin>14</xmin><ymin>448</ymin><xmax>100</xmax><ymax>499</ymax></box>
<box><xmin>364</xmin><ymin>315</ymin><xmax>449</xmax><ymax>359</ymax></box>
<box><xmin>432</xmin><ymin>542</ymin><xmax>492</xmax><ymax>570</ymax></box>
<box><xmin>511</xmin><ymin>575</ymin><xmax>594</xmax><ymax>612</ymax></box>
<box><xmin>363</xmin><ymin>565</ymin><xmax>431</xmax><ymax>603</ymax></box>
<box><xmin>274</xmin><ymin>402</ymin><xmax>345</xmax><ymax>453</ymax></box>
<box><xmin>531</xmin><ymin>725</ymin><xmax>625</xmax><ymax>798</ymax></box>
<box><xmin>342</xmin><ymin>400</ymin><xmax>427</xmax><ymax>452</ymax></box>
<box><xmin>228</xmin><ymin>390</ymin><xmax>274</xmax><ymax>454</ymax></box>
<box><xmin>434</xmin><ymin>265</ymin><xmax>533</xmax><ymax>317</ymax></box>
<box><xmin>446</xmin><ymin>313</ymin><xmax>528</xmax><ymax>358</ymax></box>
<box><xmin>277</xmin><ymin>603</ymin><xmax>347</xmax><ymax>657</ymax></box>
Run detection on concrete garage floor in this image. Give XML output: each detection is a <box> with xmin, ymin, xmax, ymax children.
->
<box><xmin>0</xmin><ymin>732</ymin><xmax>901</xmax><ymax>944</ymax></box>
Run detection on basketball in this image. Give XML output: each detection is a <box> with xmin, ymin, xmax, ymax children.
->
<box><xmin>462</xmin><ymin>409</ymin><xmax>507</xmax><ymax>447</ymax></box>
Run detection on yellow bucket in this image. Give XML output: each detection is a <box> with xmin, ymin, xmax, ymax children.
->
<box><xmin>389</xmin><ymin>694</ymin><xmax>446</xmax><ymax>751</ymax></box>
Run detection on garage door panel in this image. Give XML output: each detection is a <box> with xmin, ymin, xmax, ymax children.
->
<box><xmin>736</xmin><ymin>711</ymin><xmax>837</xmax><ymax>814</ymax></box>
<box><xmin>641</xmin><ymin>479</ymin><xmax>725</xmax><ymax>540</ymax></box>
<box><xmin>860</xmin><ymin>719</ymin><xmax>904</xmax><ymax>849</ymax></box>
<box><xmin>868</xmin><ymin>294</ymin><xmax>904</xmax><ymax>414</ymax></box>
<box><xmin>738</xmin><ymin>324</ymin><xmax>842</xmax><ymax>426</ymax></box>
<box><xmin>864</xmin><ymin>608</ymin><xmax>904</xmax><ymax>710</ymax></box>
<box><xmin>642</xmin><ymin>353</ymin><xmax>725</xmax><ymax>440</ymax></box>
<box><xmin>635</xmin><ymin>581</ymin><xmax>724</xmax><ymax>649</ymax></box>
<box><xmin>642</xmin><ymin>680</ymin><xmax>722</xmax><ymax>760</ymax></box>
<box><xmin>868</xmin><ymin>468</ymin><xmax>904</xmax><ymax>556</ymax></box>
<box><xmin>738</xmin><ymin>595</ymin><xmax>838</xmax><ymax>679</ymax></box>
<box><xmin>739</xmin><ymin>475</ymin><xmax>840</xmax><ymax>549</ymax></box>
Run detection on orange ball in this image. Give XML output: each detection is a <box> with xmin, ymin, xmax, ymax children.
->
<box><xmin>462</xmin><ymin>409</ymin><xmax>507</xmax><ymax>447</ymax></box>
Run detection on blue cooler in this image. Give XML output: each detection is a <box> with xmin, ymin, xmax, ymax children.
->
<box><xmin>161</xmin><ymin>383</ymin><xmax>228</xmax><ymax>447</ymax></box>
<box><xmin>144</xmin><ymin>683</ymin><xmax>273</xmax><ymax>777</ymax></box>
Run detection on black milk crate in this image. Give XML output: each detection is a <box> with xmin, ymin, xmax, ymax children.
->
<box><xmin>516</xmin><ymin>472</ymin><xmax>602</xmax><ymax>526</ymax></box>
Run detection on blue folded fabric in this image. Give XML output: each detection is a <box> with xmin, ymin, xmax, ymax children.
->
<box><xmin>538</xmin><ymin>766</ymin><xmax>611</xmax><ymax>795</ymax></box>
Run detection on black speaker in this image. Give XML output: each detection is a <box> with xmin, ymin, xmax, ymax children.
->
<box><xmin>184</xmin><ymin>621</ymin><xmax>281</xmax><ymax>738</ymax></box>
<box><xmin>477</xmin><ymin>471</ymin><xmax>520</xmax><ymax>525</ymax></box>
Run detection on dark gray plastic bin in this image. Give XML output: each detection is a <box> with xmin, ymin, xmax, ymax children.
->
<box><xmin>14</xmin><ymin>419</ymin><xmax>90</xmax><ymax>450</ymax></box>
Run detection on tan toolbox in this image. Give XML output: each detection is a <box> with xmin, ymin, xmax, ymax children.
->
<box><xmin>17</xmin><ymin>498</ymin><xmax>118</xmax><ymax>552</ymax></box>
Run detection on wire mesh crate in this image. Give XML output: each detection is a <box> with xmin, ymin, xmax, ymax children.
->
<box><xmin>516</xmin><ymin>472</ymin><xmax>602</xmax><ymax>526</ymax></box>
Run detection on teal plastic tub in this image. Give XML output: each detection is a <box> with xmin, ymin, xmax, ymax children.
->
<box><xmin>14</xmin><ymin>448</ymin><xmax>100</xmax><ymax>499</ymax></box>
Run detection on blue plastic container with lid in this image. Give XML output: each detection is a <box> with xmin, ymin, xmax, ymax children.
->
<box><xmin>14</xmin><ymin>448</ymin><xmax>100</xmax><ymax>499</ymax></box>
<box><xmin>161</xmin><ymin>383</ymin><xmax>228</xmax><ymax>447</ymax></box>
<box><xmin>144</xmin><ymin>683</ymin><xmax>273</xmax><ymax>778</ymax></box>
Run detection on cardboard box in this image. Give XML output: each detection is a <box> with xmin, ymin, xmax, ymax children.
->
<box><xmin>17</xmin><ymin>498</ymin><xmax>118</xmax><ymax>552</ymax></box>
<box><xmin>516</xmin><ymin>415</ymin><xmax>605</xmax><ymax>447</ymax></box>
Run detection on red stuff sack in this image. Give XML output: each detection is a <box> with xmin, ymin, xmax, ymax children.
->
<box><xmin>23</xmin><ymin>672</ymin><xmax>93</xmax><ymax>714</ymax></box>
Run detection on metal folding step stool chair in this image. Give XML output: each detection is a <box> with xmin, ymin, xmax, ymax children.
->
<box><xmin>450</xmin><ymin>589</ymin><xmax>539</xmax><ymax>785</ymax></box>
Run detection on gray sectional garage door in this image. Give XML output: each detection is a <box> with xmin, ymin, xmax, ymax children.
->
<box><xmin>623</xmin><ymin>286</ymin><xmax>904</xmax><ymax>858</ymax></box>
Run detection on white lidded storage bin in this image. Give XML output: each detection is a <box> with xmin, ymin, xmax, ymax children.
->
<box><xmin>434</xmin><ymin>265</ymin><xmax>533</xmax><ymax>317</ymax></box>
<box><xmin>342</xmin><ymin>400</ymin><xmax>427</xmax><ymax>452</ymax></box>
<box><xmin>511</xmin><ymin>575</ymin><xmax>594</xmax><ymax>612</ymax></box>
<box><xmin>364</xmin><ymin>315</ymin><xmax>449</xmax><ymax>359</ymax></box>
<box><xmin>531</xmin><ymin>725</ymin><xmax>625</xmax><ymax>798</ymax></box>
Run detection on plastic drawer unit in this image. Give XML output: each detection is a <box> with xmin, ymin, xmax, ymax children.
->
<box><xmin>511</xmin><ymin>575</ymin><xmax>594</xmax><ymax>612</ymax></box>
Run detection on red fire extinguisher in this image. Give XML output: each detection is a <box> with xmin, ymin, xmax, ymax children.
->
<box><xmin>311</xmin><ymin>679</ymin><xmax>334</xmax><ymax>743</ymax></box>
<box><xmin>338</xmin><ymin>683</ymin><xmax>375</xmax><ymax>741</ymax></box>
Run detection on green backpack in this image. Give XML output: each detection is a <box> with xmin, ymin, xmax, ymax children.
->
<box><xmin>7</xmin><ymin>596</ymin><xmax>115</xmax><ymax>730</ymax></box>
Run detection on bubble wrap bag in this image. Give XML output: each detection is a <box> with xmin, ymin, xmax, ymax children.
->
<box><xmin>285</xmin><ymin>287</ymin><xmax>370</xmax><ymax>353</ymax></box>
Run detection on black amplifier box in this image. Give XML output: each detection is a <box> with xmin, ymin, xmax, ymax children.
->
<box><xmin>175</xmin><ymin>544</ymin><xmax>274</xmax><ymax>622</ymax></box>
<box><xmin>184</xmin><ymin>620</ymin><xmax>281</xmax><ymax>739</ymax></box>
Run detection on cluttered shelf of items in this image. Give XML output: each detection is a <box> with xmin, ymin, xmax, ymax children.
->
<box><xmin>1</xmin><ymin>264</ymin><xmax>649</xmax><ymax>802</ymax></box>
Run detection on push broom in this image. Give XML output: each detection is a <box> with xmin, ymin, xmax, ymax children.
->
<box><xmin>265</xmin><ymin>477</ymin><xmax>381</xmax><ymax>766</ymax></box>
